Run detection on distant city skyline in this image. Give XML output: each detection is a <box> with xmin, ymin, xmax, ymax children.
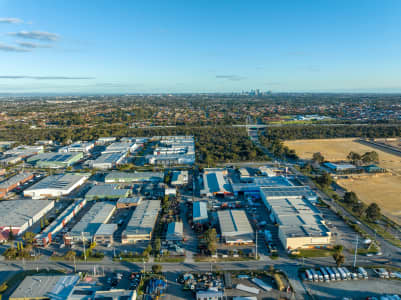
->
<box><xmin>1</xmin><ymin>0</ymin><xmax>401</xmax><ymax>93</ymax></box>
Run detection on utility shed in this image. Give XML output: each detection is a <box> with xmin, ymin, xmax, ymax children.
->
<box><xmin>217</xmin><ymin>209</ymin><xmax>254</xmax><ymax>245</ymax></box>
<box><xmin>166</xmin><ymin>222</ymin><xmax>183</xmax><ymax>241</ymax></box>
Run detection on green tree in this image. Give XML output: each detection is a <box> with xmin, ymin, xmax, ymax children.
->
<box><xmin>312</xmin><ymin>152</ymin><xmax>325</xmax><ymax>164</ymax></box>
<box><xmin>343</xmin><ymin>192</ymin><xmax>358</xmax><ymax>205</ymax></box>
<box><xmin>205</xmin><ymin>228</ymin><xmax>218</xmax><ymax>254</ymax></box>
<box><xmin>22</xmin><ymin>231</ymin><xmax>36</xmax><ymax>244</ymax></box>
<box><xmin>361</xmin><ymin>151</ymin><xmax>379</xmax><ymax>164</ymax></box>
<box><xmin>366</xmin><ymin>203</ymin><xmax>381</xmax><ymax>222</ymax></box>
<box><xmin>352</xmin><ymin>202</ymin><xmax>365</xmax><ymax>216</ymax></box>
<box><xmin>333</xmin><ymin>252</ymin><xmax>345</xmax><ymax>267</ymax></box>
<box><xmin>152</xmin><ymin>264</ymin><xmax>162</xmax><ymax>273</ymax></box>
<box><xmin>154</xmin><ymin>238</ymin><xmax>161</xmax><ymax>255</ymax></box>
<box><xmin>347</xmin><ymin>152</ymin><xmax>361</xmax><ymax>165</ymax></box>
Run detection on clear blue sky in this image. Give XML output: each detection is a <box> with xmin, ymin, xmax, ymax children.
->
<box><xmin>1</xmin><ymin>0</ymin><xmax>401</xmax><ymax>93</ymax></box>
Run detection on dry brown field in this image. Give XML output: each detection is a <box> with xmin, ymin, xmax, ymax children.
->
<box><xmin>284</xmin><ymin>138</ymin><xmax>401</xmax><ymax>224</ymax></box>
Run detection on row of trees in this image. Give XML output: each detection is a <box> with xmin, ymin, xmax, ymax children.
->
<box><xmin>343</xmin><ymin>192</ymin><xmax>381</xmax><ymax>222</ymax></box>
<box><xmin>347</xmin><ymin>151</ymin><xmax>379</xmax><ymax>165</ymax></box>
<box><xmin>264</xmin><ymin>124</ymin><xmax>401</xmax><ymax>140</ymax></box>
<box><xmin>259</xmin><ymin>136</ymin><xmax>297</xmax><ymax>160</ymax></box>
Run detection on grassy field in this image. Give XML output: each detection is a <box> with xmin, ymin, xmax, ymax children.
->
<box><xmin>285</xmin><ymin>138</ymin><xmax>401</xmax><ymax>224</ymax></box>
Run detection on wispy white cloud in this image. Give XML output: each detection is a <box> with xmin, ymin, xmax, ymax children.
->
<box><xmin>216</xmin><ymin>75</ymin><xmax>247</xmax><ymax>81</ymax></box>
<box><xmin>0</xmin><ymin>43</ymin><xmax>31</xmax><ymax>52</ymax></box>
<box><xmin>16</xmin><ymin>41</ymin><xmax>52</xmax><ymax>49</ymax></box>
<box><xmin>0</xmin><ymin>75</ymin><xmax>94</xmax><ymax>80</ymax></box>
<box><xmin>0</xmin><ymin>18</ymin><xmax>23</xmax><ymax>24</ymax></box>
<box><xmin>8</xmin><ymin>31</ymin><xmax>59</xmax><ymax>41</ymax></box>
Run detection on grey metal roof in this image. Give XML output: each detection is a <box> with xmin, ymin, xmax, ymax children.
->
<box><xmin>10</xmin><ymin>275</ymin><xmax>79</xmax><ymax>300</ymax></box>
<box><xmin>105</xmin><ymin>171</ymin><xmax>164</xmax><ymax>182</ymax></box>
<box><xmin>85</xmin><ymin>184</ymin><xmax>130</xmax><ymax>198</ymax></box>
<box><xmin>0</xmin><ymin>172</ymin><xmax>33</xmax><ymax>189</ymax></box>
<box><xmin>26</xmin><ymin>174</ymin><xmax>87</xmax><ymax>191</ymax></box>
<box><xmin>69</xmin><ymin>202</ymin><xmax>115</xmax><ymax>238</ymax></box>
<box><xmin>217</xmin><ymin>209</ymin><xmax>253</xmax><ymax>237</ymax></box>
<box><xmin>95</xmin><ymin>223</ymin><xmax>117</xmax><ymax>236</ymax></box>
<box><xmin>123</xmin><ymin>200</ymin><xmax>160</xmax><ymax>237</ymax></box>
<box><xmin>0</xmin><ymin>199</ymin><xmax>54</xmax><ymax>228</ymax></box>
<box><xmin>260</xmin><ymin>186</ymin><xmax>316</xmax><ymax>199</ymax></box>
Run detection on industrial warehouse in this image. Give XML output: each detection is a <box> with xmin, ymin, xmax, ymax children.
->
<box><xmin>170</xmin><ymin>170</ymin><xmax>189</xmax><ymax>186</ymax></box>
<box><xmin>27</xmin><ymin>152</ymin><xmax>83</xmax><ymax>168</ymax></box>
<box><xmin>146</xmin><ymin>136</ymin><xmax>195</xmax><ymax>165</ymax></box>
<box><xmin>200</xmin><ymin>168</ymin><xmax>232</xmax><ymax>197</ymax></box>
<box><xmin>85</xmin><ymin>184</ymin><xmax>131</xmax><ymax>200</ymax></box>
<box><xmin>0</xmin><ymin>200</ymin><xmax>54</xmax><ymax>237</ymax></box>
<box><xmin>9</xmin><ymin>275</ymin><xmax>80</xmax><ymax>300</ymax></box>
<box><xmin>0</xmin><ymin>172</ymin><xmax>34</xmax><ymax>198</ymax></box>
<box><xmin>65</xmin><ymin>201</ymin><xmax>116</xmax><ymax>243</ymax></box>
<box><xmin>121</xmin><ymin>200</ymin><xmax>161</xmax><ymax>244</ymax></box>
<box><xmin>35</xmin><ymin>199</ymin><xmax>87</xmax><ymax>246</ymax></box>
<box><xmin>217</xmin><ymin>209</ymin><xmax>254</xmax><ymax>245</ymax></box>
<box><xmin>90</xmin><ymin>152</ymin><xmax>127</xmax><ymax>169</ymax></box>
<box><xmin>192</xmin><ymin>201</ymin><xmax>209</xmax><ymax>224</ymax></box>
<box><xmin>58</xmin><ymin>141</ymin><xmax>95</xmax><ymax>153</ymax></box>
<box><xmin>259</xmin><ymin>186</ymin><xmax>331</xmax><ymax>250</ymax></box>
<box><xmin>24</xmin><ymin>173</ymin><xmax>89</xmax><ymax>199</ymax></box>
<box><xmin>104</xmin><ymin>171</ymin><xmax>164</xmax><ymax>183</ymax></box>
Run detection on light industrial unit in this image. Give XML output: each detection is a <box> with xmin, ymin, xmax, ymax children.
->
<box><xmin>121</xmin><ymin>200</ymin><xmax>161</xmax><ymax>244</ymax></box>
<box><xmin>24</xmin><ymin>174</ymin><xmax>89</xmax><ymax>199</ymax></box>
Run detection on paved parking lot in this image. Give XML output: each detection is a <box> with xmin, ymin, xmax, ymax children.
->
<box><xmin>305</xmin><ymin>279</ymin><xmax>401</xmax><ymax>299</ymax></box>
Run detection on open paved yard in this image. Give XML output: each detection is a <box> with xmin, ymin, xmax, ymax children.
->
<box><xmin>305</xmin><ymin>279</ymin><xmax>401</xmax><ymax>299</ymax></box>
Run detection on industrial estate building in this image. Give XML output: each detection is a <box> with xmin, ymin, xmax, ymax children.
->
<box><xmin>193</xmin><ymin>201</ymin><xmax>209</xmax><ymax>224</ymax></box>
<box><xmin>58</xmin><ymin>141</ymin><xmax>95</xmax><ymax>153</ymax></box>
<box><xmin>231</xmin><ymin>176</ymin><xmax>293</xmax><ymax>197</ymax></box>
<box><xmin>27</xmin><ymin>152</ymin><xmax>83</xmax><ymax>168</ymax></box>
<box><xmin>35</xmin><ymin>199</ymin><xmax>87</xmax><ymax>247</ymax></box>
<box><xmin>66</xmin><ymin>201</ymin><xmax>116</xmax><ymax>243</ymax></box>
<box><xmin>105</xmin><ymin>171</ymin><xmax>164</xmax><ymax>183</ymax></box>
<box><xmin>0</xmin><ymin>200</ymin><xmax>54</xmax><ymax>236</ymax></box>
<box><xmin>259</xmin><ymin>186</ymin><xmax>331</xmax><ymax>249</ymax></box>
<box><xmin>0</xmin><ymin>172</ymin><xmax>34</xmax><ymax>198</ymax></box>
<box><xmin>217</xmin><ymin>209</ymin><xmax>254</xmax><ymax>245</ymax></box>
<box><xmin>102</xmin><ymin>141</ymin><xmax>139</xmax><ymax>154</ymax></box>
<box><xmin>94</xmin><ymin>223</ymin><xmax>117</xmax><ymax>245</ymax></box>
<box><xmin>146</xmin><ymin>136</ymin><xmax>195</xmax><ymax>165</ymax></box>
<box><xmin>3</xmin><ymin>145</ymin><xmax>44</xmax><ymax>158</ymax></box>
<box><xmin>90</xmin><ymin>152</ymin><xmax>127</xmax><ymax>169</ymax></box>
<box><xmin>24</xmin><ymin>174</ymin><xmax>89</xmax><ymax>199</ymax></box>
<box><xmin>170</xmin><ymin>170</ymin><xmax>188</xmax><ymax>186</ymax></box>
<box><xmin>9</xmin><ymin>275</ymin><xmax>80</xmax><ymax>300</ymax></box>
<box><xmin>200</xmin><ymin>169</ymin><xmax>232</xmax><ymax>197</ymax></box>
<box><xmin>85</xmin><ymin>184</ymin><xmax>131</xmax><ymax>200</ymax></box>
<box><xmin>122</xmin><ymin>200</ymin><xmax>161</xmax><ymax>243</ymax></box>
<box><xmin>166</xmin><ymin>221</ymin><xmax>184</xmax><ymax>241</ymax></box>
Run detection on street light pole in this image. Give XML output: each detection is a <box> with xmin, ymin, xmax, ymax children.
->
<box><xmin>255</xmin><ymin>229</ymin><xmax>258</xmax><ymax>260</ymax></box>
<box><xmin>81</xmin><ymin>232</ymin><xmax>87</xmax><ymax>262</ymax></box>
